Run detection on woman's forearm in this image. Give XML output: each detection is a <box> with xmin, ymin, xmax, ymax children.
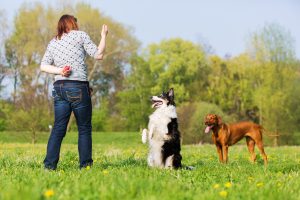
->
<box><xmin>95</xmin><ymin>24</ymin><xmax>108</xmax><ymax>60</ymax></box>
<box><xmin>95</xmin><ymin>36</ymin><xmax>106</xmax><ymax>60</ymax></box>
<box><xmin>40</xmin><ymin>64</ymin><xmax>62</xmax><ymax>75</ymax></box>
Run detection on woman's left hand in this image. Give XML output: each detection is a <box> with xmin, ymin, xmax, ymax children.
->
<box><xmin>101</xmin><ymin>24</ymin><xmax>108</xmax><ymax>38</ymax></box>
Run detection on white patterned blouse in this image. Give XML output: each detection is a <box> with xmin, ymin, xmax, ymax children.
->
<box><xmin>41</xmin><ymin>30</ymin><xmax>100</xmax><ymax>82</ymax></box>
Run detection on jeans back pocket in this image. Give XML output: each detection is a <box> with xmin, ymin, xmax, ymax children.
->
<box><xmin>66</xmin><ymin>89</ymin><xmax>82</xmax><ymax>103</ymax></box>
<box><xmin>52</xmin><ymin>88</ymin><xmax>60</xmax><ymax>98</ymax></box>
<box><xmin>51</xmin><ymin>89</ymin><xmax>58</xmax><ymax>98</ymax></box>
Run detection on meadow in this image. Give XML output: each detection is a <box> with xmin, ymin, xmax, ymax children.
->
<box><xmin>0</xmin><ymin>132</ymin><xmax>299</xmax><ymax>200</ymax></box>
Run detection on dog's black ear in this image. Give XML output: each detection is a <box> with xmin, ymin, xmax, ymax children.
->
<box><xmin>167</xmin><ymin>88</ymin><xmax>175</xmax><ymax>105</ymax></box>
<box><xmin>168</xmin><ymin>88</ymin><xmax>174</xmax><ymax>99</ymax></box>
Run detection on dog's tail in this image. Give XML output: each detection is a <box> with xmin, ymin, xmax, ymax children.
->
<box><xmin>184</xmin><ymin>166</ymin><xmax>196</xmax><ymax>170</ymax></box>
<box><xmin>259</xmin><ymin>126</ymin><xmax>280</xmax><ymax>137</ymax></box>
<box><xmin>141</xmin><ymin>129</ymin><xmax>147</xmax><ymax>144</ymax></box>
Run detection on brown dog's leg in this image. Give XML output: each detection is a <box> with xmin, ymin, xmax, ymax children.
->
<box><xmin>246</xmin><ymin>137</ymin><xmax>256</xmax><ymax>163</ymax></box>
<box><xmin>256</xmin><ymin>141</ymin><xmax>268</xmax><ymax>165</ymax></box>
<box><xmin>222</xmin><ymin>145</ymin><xmax>229</xmax><ymax>163</ymax></box>
<box><xmin>216</xmin><ymin>145</ymin><xmax>223</xmax><ymax>163</ymax></box>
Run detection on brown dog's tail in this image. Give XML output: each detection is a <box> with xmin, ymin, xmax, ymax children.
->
<box><xmin>259</xmin><ymin>125</ymin><xmax>280</xmax><ymax>137</ymax></box>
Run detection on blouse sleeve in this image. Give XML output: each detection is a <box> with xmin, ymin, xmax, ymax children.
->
<box><xmin>81</xmin><ymin>32</ymin><xmax>100</xmax><ymax>58</ymax></box>
<box><xmin>41</xmin><ymin>44</ymin><xmax>54</xmax><ymax>65</ymax></box>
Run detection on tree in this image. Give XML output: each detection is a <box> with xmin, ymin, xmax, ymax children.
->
<box><xmin>247</xmin><ymin>23</ymin><xmax>295</xmax><ymax>63</ymax></box>
<box><xmin>116</xmin><ymin>55</ymin><xmax>153</xmax><ymax>130</ymax></box>
<box><xmin>0</xmin><ymin>10</ymin><xmax>8</xmax><ymax>97</ymax></box>
<box><xmin>145</xmin><ymin>38</ymin><xmax>208</xmax><ymax>103</ymax></box>
<box><xmin>247</xmin><ymin>23</ymin><xmax>298</xmax><ymax>144</ymax></box>
<box><xmin>205</xmin><ymin>54</ymin><xmax>258</xmax><ymax>118</ymax></box>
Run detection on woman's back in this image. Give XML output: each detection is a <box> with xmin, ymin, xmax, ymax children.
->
<box><xmin>42</xmin><ymin>30</ymin><xmax>100</xmax><ymax>82</ymax></box>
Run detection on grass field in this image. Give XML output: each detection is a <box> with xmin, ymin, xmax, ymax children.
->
<box><xmin>0</xmin><ymin>132</ymin><xmax>299</xmax><ymax>200</ymax></box>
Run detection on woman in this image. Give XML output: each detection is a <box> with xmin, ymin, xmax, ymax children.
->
<box><xmin>40</xmin><ymin>14</ymin><xmax>108</xmax><ymax>170</ymax></box>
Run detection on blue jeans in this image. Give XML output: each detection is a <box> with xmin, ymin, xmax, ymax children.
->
<box><xmin>44</xmin><ymin>80</ymin><xmax>93</xmax><ymax>169</ymax></box>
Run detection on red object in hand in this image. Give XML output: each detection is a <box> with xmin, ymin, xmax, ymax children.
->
<box><xmin>63</xmin><ymin>66</ymin><xmax>71</xmax><ymax>72</ymax></box>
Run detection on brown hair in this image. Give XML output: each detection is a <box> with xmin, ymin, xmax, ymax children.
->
<box><xmin>56</xmin><ymin>14</ymin><xmax>78</xmax><ymax>40</ymax></box>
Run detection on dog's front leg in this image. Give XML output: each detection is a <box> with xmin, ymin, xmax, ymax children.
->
<box><xmin>222</xmin><ymin>145</ymin><xmax>229</xmax><ymax>163</ymax></box>
<box><xmin>148</xmin><ymin>125</ymin><xmax>154</xmax><ymax>140</ymax></box>
<box><xmin>216</xmin><ymin>145</ymin><xmax>224</xmax><ymax>163</ymax></box>
<box><xmin>163</xmin><ymin>126</ymin><xmax>171</xmax><ymax>140</ymax></box>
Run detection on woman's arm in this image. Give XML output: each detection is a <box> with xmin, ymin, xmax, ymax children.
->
<box><xmin>40</xmin><ymin>44</ymin><xmax>69</xmax><ymax>76</ymax></box>
<box><xmin>40</xmin><ymin>64</ymin><xmax>70</xmax><ymax>77</ymax></box>
<box><xmin>95</xmin><ymin>24</ymin><xmax>109</xmax><ymax>60</ymax></box>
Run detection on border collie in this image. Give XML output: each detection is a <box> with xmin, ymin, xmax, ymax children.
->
<box><xmin>142</xmin><ymin>88</ymin><xmax>182</xmax><ymax>169</ymax></box>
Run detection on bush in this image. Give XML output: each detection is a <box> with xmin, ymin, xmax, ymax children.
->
<box><xmin>0</xmin><ymin>101</ymin><xmax>14</xmax><ymax>132</ymax></box>
<box><xmin>0</xmin><ymin>118</ymin><xmax>6</xmax><ymax>131</ymax></box>
<box><xmin>92</xmin><ymin>99</ymin><xmax>109</xmax><ymax>131</ymax></box>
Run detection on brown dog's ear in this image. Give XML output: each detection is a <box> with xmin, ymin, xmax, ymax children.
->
<box><xmin>217</xmin><ymin>115</ymin><xmax>222</xmax><ymax>125</ymax></box>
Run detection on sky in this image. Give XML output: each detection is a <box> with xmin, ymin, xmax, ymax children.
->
<box><xmin>1</xmin><ymin>0</ymin><xmax>300</xmax><ymax>58</ymax></box>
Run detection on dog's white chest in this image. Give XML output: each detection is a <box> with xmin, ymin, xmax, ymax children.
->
<box><xmin>148</xmin><ymin>106</ymin><xmax>177</xmax><ymax>139</ymax></box>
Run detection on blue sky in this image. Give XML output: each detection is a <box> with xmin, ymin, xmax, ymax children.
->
<box><xmin>1</xmin><ymin>0</ymin><xmax>300</xmax><ymax>58</ymax></box>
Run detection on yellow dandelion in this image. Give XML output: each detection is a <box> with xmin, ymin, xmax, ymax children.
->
<box><xmin>224</xmin><ymin>182</ymin><xmax>232</xmax><ymax>188</ymax></box>
<box><xmin>213</xmin><ymin>184</ymin><xmax>220</xmax><ymax>189</ymax></box>
<box><xmin>219</xmin><ymin>190</ymin><xmax>228</xmax><ymax>198</ymax></box>
<box><xmin>44</xmin><ymin>189</ymin><xmax>54</xmax><ymax>198</ymax></box>
<box><xmin>103</xmin><ymin>170</ymin><xmax>109</xmax><ymax>175</ymax></box>
<box><xmin>256</xmin><ymin>182</ymin><xmax>264</xmax><ymax>187</ymax></box>
<box><xmin>86</xmin><ymin>166</ymin><xmax>90</xmax><ymax>170</ymax></box>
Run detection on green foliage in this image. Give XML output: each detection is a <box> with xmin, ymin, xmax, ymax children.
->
<box><xmin>116</xmin><ymin>55</ymin><xmax>153</xmax><ymax>131</ymax></box>
<box><xmin>0</xmin><ymin>109</ymin><xmax>6</xmax><ymax>131</ymax></box>
<box><xmin>246</xmin><ymin>24</ymin><xmax>299</xmax><ymax>143</ymax></box>
<box><xmin>0</xmin><ymin>119</ymin><xmax>5</xmax><ymax>131</ymax></box>
<box><xmin>6</xmin><ymin>106</ymin><xmax>51</xmax><ymax>143</ymax></box>
<box><xmin>205</xmin><ymin>54</ymin><xmax>256</xmax><ymax>116</ymax></box>
<box><xmin>247</xmin><ymin>23</ymin><xmax>295</xmax><ymax>62</ymax></box>
<box><xmin>146</xmin><ymin>38</ymin><xmax>208</xmax><ymax>103</ymax></box>
<box><xmin>92</xmin><ymin>98</ymin><xmax>109</xmax><ymax>131</ymax></box>
<box><xmin>0</xmin><ymin>101</ymin><xmax>14</xmax><ymax>131</ymax></box>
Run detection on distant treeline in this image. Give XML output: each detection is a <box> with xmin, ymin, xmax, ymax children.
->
<box><xmin>0</xmin><ymin>2</ymin><xmax>299</xmax><ymax>145</ymax></box>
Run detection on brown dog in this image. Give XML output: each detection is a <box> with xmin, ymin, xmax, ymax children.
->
<box><xmin>204</xmin><ymin>114</ymin><xmax>268</xmax><ymax>165</ymax></box>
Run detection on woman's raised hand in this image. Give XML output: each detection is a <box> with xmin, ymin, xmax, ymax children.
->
<box><xmin>101</xmin><ymin>24</ymin><xmax>108</xmax><ymax>38</ymax></box>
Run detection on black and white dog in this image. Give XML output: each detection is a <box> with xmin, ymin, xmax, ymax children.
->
<box><xmin>142</xmin><ymin>88</ymin><xmax>182</xmax><ymax>169</ymax></box>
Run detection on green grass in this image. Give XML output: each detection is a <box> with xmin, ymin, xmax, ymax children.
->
<box><xmin>0</xmin><ymin>132</ymin><xmax>299</xmax><ymax>200</ymax></box>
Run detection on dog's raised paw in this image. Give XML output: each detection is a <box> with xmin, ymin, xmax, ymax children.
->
<box><xmin>142</xmin><ymin>129</ymin><xmax>147</xmax><ymax>144</ymax></box>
